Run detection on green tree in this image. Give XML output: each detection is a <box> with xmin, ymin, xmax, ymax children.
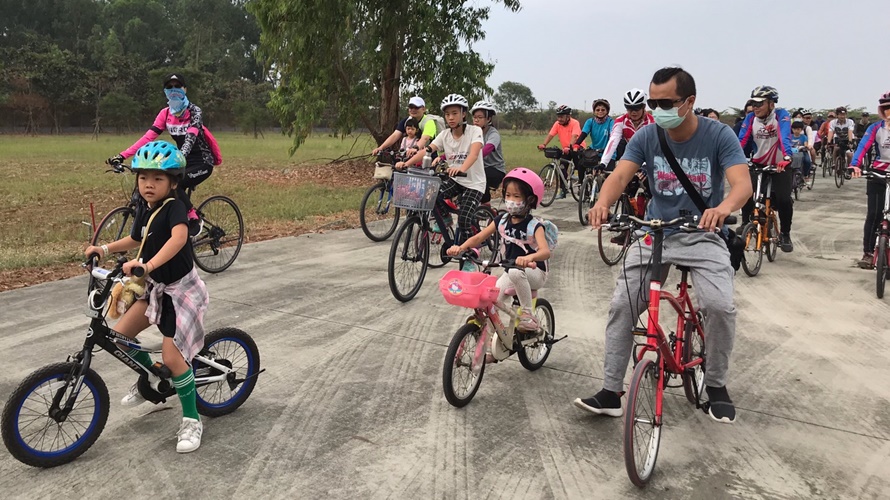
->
<box><xmin>248</xmin><ymin>0</ymin><xmax>521</xmax><ymax>151</ymax></box>
<box><xmin>493</xmin><ymin>81</ymin><xmax>537</xmax><ymax>132</ymax></box>
<box><xmin>100</xmin><ymin>91</ymin><xmax>142</xmax><ymax>132</ymax></box>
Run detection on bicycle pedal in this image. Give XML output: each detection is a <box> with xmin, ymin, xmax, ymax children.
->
<box><xmin>632</xmin><ymin>328</ymin><xmax>647</xmax><ymax>336</ymax></box>
<box><xmin>152</xmin><ymin>362</ymin><xmax>172</xmax><ymax>379</ymax></box>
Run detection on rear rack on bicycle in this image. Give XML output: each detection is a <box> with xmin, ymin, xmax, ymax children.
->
<box><xmin>392</xmin><ymin>170</ymin><xmax>441</xmax><ymax>211</ymax></box>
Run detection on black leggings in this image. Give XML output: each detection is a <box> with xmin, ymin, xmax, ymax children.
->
<box><xmin>864</xmin><ymin>181</ymin><xmax>887</xmax><ymax>253</ymax></box>
<box><xmin>178</xmin><ymin>161</ymin><xmax>214</xmax><ymax>211</ymax></box>
<box><xmin>742</xmin><ymin>167</ymin><xmax>793</xmax><ymax>234</ymax></box>
<box><xmin>482</xmin><ymin>168</ymin><xmax>505</xmax><ymax>204</ymax></box>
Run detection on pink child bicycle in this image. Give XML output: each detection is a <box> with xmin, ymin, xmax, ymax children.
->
<box><xmin>439</xmin><ymin>253</ymin><xmax>565</xmax><ymax>407</ymax></box>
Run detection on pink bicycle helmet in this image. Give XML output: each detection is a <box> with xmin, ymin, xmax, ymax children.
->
<box><xmin>503</xmin><ymin>168</ymin><xmax>545</xmax><ymax>208</ymax></box>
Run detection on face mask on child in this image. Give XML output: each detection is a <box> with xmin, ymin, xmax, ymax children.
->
<box><xmin>504</xmin><ymin>200</ymin><xmax>526</xmax><ymax>215</ymax></box>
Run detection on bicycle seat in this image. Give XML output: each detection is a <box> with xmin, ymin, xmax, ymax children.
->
<box><xmin>502</xmin><ymin>287</ymin><xmax>538</xmax><ymax>298</ymax></box>
<box><xmin>674</xmin><ymin>265</ymin><xmax>692</xmax><ymax>274</ymax></box>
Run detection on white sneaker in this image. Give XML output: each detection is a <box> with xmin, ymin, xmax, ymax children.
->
<box><xmin>176</xmin><ymin>417</ymin><xmax>203</xmax><ymax>453</ymax></box>
<box><xmin>120</xmin><ymin>383</ymin><xmax>146</xmax><ymax>407</ymax></box>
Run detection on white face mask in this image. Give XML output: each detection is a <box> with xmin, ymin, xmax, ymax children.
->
<box><xmin>504</xmin><ymin>199</ymin><xmax>526</xmax><ymax>215</ymax></box>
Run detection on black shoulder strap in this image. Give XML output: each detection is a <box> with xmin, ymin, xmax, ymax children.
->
<box><xmin>656</xmin><ymin>125</ymin><xmax>708</xmax><ymax>213</ymax></box>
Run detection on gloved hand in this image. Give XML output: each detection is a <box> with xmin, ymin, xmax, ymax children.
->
<box><xmin>107</xmin><ymin>154</ymin><xmax>125</xmax><ymax>166</ymax></box>
<box><xmin>537</xmin><ymin>144</ymin><xmax>546</xmax><ymax>151</ymax></box>
<box><xmin>777</xmin><ymin>160</ymin><xmax>791</xmax><ymax>172</ymax></box>
<box><xmin>595</xmin><ymin>163</ymin><xmax>606</xmax><ymax>172</ymax></box>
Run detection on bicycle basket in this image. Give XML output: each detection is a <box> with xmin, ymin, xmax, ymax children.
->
<box><xmin>373</xmin><ymin>162</ymin><xmax>393</xmax><ymax>180</ymax></box>
<box><xmin>438</xmin><ymin>270</ymin><xmax>500</xmax><ymax>309</ymax></box>
<box><xmin>392</xmin><ymin>171</ymin><xmax>441</xmax><ymax>211</ymax></box>
<box><xmin>543</xmin><ymin>147</ymin><xmax>563</xmax><ymax>160</ymax></box>
<box><xmin>579</xmin><ymin>149</ymin><xmax>602</xmax><ymax>167</ymax></box>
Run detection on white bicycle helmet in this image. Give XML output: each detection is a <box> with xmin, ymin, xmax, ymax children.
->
<box><xmin>623</xmin><ymin>88</ymin><xmax>646</xmax><ymax>107</ymax></box>
<box><xmin>470</xmin><ymin>100</ymin><xmax>497</xmax><ymax>117</ymax></box>
<box><xmin>440</xmin><ymin>93</ymin><xmax>469</xmax><ymax>111</ymax></box>
<box><xmin>751</xmin><ymin>85</ymin><xmax>779</xmax><ymax>102</ymax></box>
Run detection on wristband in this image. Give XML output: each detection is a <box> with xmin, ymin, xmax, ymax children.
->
<box><xmin>101</xmin><ymin>244</ymin><xmax>109</xmax><ymax>257</ymax></box>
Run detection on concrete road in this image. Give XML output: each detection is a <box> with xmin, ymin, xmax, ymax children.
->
<box><xmin>1</xmin><ymin>173</ymin><xmax>889</xmax><ymax>499</ymax></box>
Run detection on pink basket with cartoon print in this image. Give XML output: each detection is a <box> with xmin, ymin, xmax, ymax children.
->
<box><xmin>438</xmin><ymin>270</ymin><xmax>500</xmax><ymax>309</ymax></box>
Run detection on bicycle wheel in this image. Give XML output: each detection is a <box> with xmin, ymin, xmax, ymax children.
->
<box><xmin>359</xmin><ymin>182</ymin><xmax>400</xmax><ymax>242</ymax></box>
<box><xmin>578</xmin><ymin>177</ymin><xmax>594</xmax><ymax>227</ymax></box>
<box><xmin>876</xmin><ymin>234</ymin><xmax>888</xmax><ymax>299</ymax></box>
<box><xmin>388</xmin><ymin>217</ymin><xmax>430</xmax><ymax>302</ymax></box>
<box><xmin>427</xmin><ymin>223</ymin><xmax>452</xmax><ymax>269</ymax></box>
<box><xmin>766</xmin><ymin>213</ymin><xmax>779</xmax><ymax>262</ymax></box>
<box><xmin>792</xmin><ymin>171</ymin><xmax>801</xmax><ymax>200</ymax></box>
<box><xmin>539</xmin><ymin>164</ymin><xmax>558</xmax><ymax>207</ymax></box>
<box><xmin>681</xmin><ymin>317</ymin><xmax>706</xmax><ymax>405</ymax></box>
<box><xmin>806</xmin><ymin>168</ymin><xmax>816</xmax><ymax>190</ymax></box>
<box><xmin>822</xmin><ymin>153</ymin><xmax>830</xmax><ymax>178</ymax></box>
<box><xmin>90</xmin><ymin>205</ymin><xmax>137</xmax><ymax>292</ymax></box>
<box><xmin>741</xmin><ymin>222</ymin><xmax>763</xmax><ymax>277</ymax></box>
<box><xmin>194</xmin><ymin>328</ymin><xmax>261</xmax><ymax>418</ymax></box>
<box><xmin>834</xmin><ymin>156</ymin><xmax>845</xmax><ymax>188</ymax></box>
<box><xmin>1</xmin><ymin>362</ymin><xmax>109</xmax><ymax>468</ymax></box>
<box><xmin>474</xmin><ymin>206</ymin><xmax>499</xmax><ymax>263</ymax></box>
<box><xmin>442</xmin><ymin>323</ymin><xmax>486</xmax><ymax>407</ymax></box>
<box><xmin>569</xmin><ymin>165</ymin><xmax>582</xmax><ymax>202</ymax></box>
<box><xmin>624</xmin><ymin>358</ymin><xmax>662</xmax><ymax>487</ymax></box>
<box><xmin>598</xmin><ymin>195</ymin><xmax>632</xmax><ymax>266</ymax></box>
<box><xmin>193</xmin><ymin>195</ymin><xmax>244</xmax><ymax>273</ymax></box>
<box><xmin>516</xmin><ymin>298</ymin><xmax>555</xmax><ymax>371</ymax></box>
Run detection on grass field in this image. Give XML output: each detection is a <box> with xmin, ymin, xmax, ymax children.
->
<box><xmin>0</xmin><ymin>130</ymin><xmax>553</xmax><ymax>278</ymax></box>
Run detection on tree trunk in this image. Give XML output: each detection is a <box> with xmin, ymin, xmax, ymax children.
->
<box><xmin>375</xmin><ymin>37</ymin><xmax>402</xmax><ymax>145</ymax></box>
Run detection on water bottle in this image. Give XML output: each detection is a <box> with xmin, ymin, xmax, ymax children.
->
<box><xmin>422</xmin><ymin>152</ymin><xmax>432</xmax><ymax>172</ymax></box>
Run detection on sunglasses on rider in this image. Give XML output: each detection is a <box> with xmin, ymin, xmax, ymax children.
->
<box><xmin>164</xmin><ymin>83</ymin><xmax>183</xmax><ymax>89</ymax></box>
<box><xmin>645</xmin><ymin>97</ymin><xmax>687</xmax><ymax>111</ymax></box>
<box><xmin>750</xmin><ymin>100</ymin><xmax>767</xmax><ymax>108</ymax></box>
<box><xmin>625</xmin><ymin>104</ymin><xmax>645</xmax><ymax>112</ymax></box>
<box><xmin>407</xmin><ymin>105</ymin><xmax>420</xmax><ymax>110</ymax></box>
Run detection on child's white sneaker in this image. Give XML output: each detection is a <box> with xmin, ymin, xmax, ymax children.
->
<box><xmin>176</xmin><ymin>417</ymin><xmax>203</xmax><ymax>453</ymax></box>
<box><xmin>517</xmin><ymin>311</ymin><xmax>539</xmax><ymax>332</ymax></box>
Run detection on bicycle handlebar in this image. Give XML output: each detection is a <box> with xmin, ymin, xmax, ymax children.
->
<box><xmin>863</xmin><ymin>169</ymin><xmax>890</xmax><ymax>181</ymax></box>
<box><xmin>457</xmin><ymin>250</ymin><xmax>537</xmax><ymax>270</ymax></box>
<box><xmin>607</xmin><ymin>213</ymin><xmax>737</xmax><ymax>232</ymax></box>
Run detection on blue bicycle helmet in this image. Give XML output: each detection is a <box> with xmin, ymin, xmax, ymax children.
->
<box><xmin>132</xmin><ymin>141</ymin><xmax>185</xmax><ymax>175</ymax></box>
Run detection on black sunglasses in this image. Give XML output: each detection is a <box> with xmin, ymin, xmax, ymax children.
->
<box><xmin>625</xmin><ymin>104</ymin><xmax>645</xmax><ymax>112</ymax></box>
<box><xmin>646</xmin><ymin>97</ymin><xmax>688</xmax><ymax>111</ymax></box>
<box><xmin>165</xmin><ymin>83</ymin><xmax>183</xmax><ymax>89</ymax></box>
<box><xmin>750</xmin><ymin>100</ymin><xmax>767</xmax><ymax>108</ymax></box>
<box><xmin>407</xmin><ymin>105</ymin><xmax>420</xmax><ymax>110</ymax></box>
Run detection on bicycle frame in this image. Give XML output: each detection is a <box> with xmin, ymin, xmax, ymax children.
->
<box><xmin>750</xmin><ymin>167</ymin><xmax>775</xmax><ymax>251</ymax></box>
<box><xmin>634</xmin><ymin>229</ymin><xmax>705</xmax><ymax>422</ymax></box>
<box><xmin>57</xmin><ymin>265</ymin><xmax>240</xmax><ymax>416</ymax></box>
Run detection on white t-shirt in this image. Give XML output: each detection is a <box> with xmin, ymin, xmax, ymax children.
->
<box><xmin>432</xmin><ymin>125</ymin><xmax>487</xmax><ymax>193</ymax></box>
<box><xmin>829</xmin><ymin>118</ymin><xmax>855</xmax><ymax>134</ymax></box>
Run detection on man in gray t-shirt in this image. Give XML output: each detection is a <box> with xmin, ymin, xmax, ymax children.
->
<box><xmin>573</xmin><ymin>67</ymin><xmax>752</xmax><ymax>425</ymax></box>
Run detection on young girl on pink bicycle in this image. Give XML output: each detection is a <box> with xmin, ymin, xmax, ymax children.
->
<box><xmin>447</xmin><ymin>168</ymin><xmax>552</xmax><ymax>331</ymax></box>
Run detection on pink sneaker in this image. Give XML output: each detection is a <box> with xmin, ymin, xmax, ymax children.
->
<box><xmin>187</xmin><ymin>208</ymin><xmax>200</xmax><ymax>221</ymax></box>
<box><xmin>517</xmin><ymin>311</ymin><xmax>539</xmax><ymax>332</ymax></box>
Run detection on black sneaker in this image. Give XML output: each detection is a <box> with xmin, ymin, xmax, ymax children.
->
<box><xmin>188</xmin><ymin>218</ymin><xmax>203</xmax><ymax>238</ymax></box>
<box><xmin>779</xmin><ymin>233</ymin><xmax>793</xmax><ymax>253</ymax></box>
<box><xmin>573</xmin><ymin>389</ymin><xmax>623</xmax><ymax>417</ymax></box>
<box><xmin>705</xmin><ymin>386</ymin><xmax>736</xmax><ymax>424</ymax></box>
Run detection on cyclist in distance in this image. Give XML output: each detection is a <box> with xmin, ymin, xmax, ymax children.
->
<box><xmin>597</xmin><ymin>88</ymin><xmax>655</xmax><ymax>171</ymax></box>
<box><xmin>738</xmin><ymin>85</ymin><xmax>796</xmax><ymax>252</ymax></box>
<box><xmin>397</xmin><ymin>94</ymin><xmax>487</xmax><ymax>268</ymax></box>
<box><xmin>538</xmin><ymin>105</ymin><xmax>584</xmax><ymax>199</ymax></box>
<box><xmin>827</xmin><ymin>106</ymin><xmax>856</xmax><ymax>176</ymax></box>
<box><xmin>849</xmin><ymin>92</ymin><xmax>890</xmax><ymax>268</ymax></box>
<box><xmin>108</xmin><ymin>73</ymin><xmax>222</xmax><ymax>237</ymax></box>
<box><xmin>372</xmin><ymin>96</ymin><xmax>438</xmax><ymax>156</ymax></box>
<box><xmin>471</xmin><ymin>100</ymin><xmax>506</xmax><ymax>204</ymax></box>
<box><xmin>574</xmin><ymin>66</ymin><xmax>752</xmax><ymax>424</ymax></box>
<box><xmin>575</xmin><ymin>99</ymin><xmax>615</xmax><ymax>166</ymax></box>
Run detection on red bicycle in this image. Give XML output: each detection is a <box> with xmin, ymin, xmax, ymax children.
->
<box><xmin>607</xmin><ymin>212</ymin><xmax>736</xmax><ymax>487</ymax></box>
<box><xmin>864</xmin><ymin>169</ymin><xmax>890</xmax><ymax>298</ymax></box>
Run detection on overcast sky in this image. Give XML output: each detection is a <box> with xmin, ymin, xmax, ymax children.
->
<box><xmin>475</xmin><ymin>0</ymin><xmax>889</xmax><ymax>113</ymax></box>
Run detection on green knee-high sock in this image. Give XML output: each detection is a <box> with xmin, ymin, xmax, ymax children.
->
<box><xmin>172</xmin><ymin>371</ymin><xmax>199</xmax><ymax>420</ymax></box>
<box><xmin>126</xmin><ymin>348</ymin><xmax>153</xmax><ymax>369</ymax></box>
